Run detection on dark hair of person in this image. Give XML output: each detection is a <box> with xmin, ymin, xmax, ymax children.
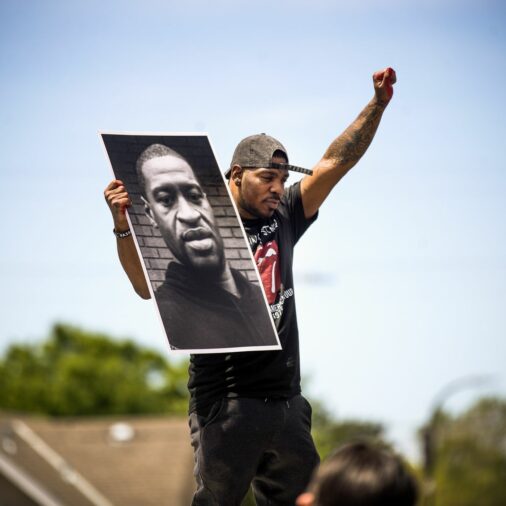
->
<box><xmin>136</xmin><ymin>143</ymin><xmax>188</xmax><ymax>195</ymax></box>
<box><xmin>272</xmin><ymin>149</ymin><xmax>288</xmax><ymax>163</ymax></box>
<box><xmin>311</xmin><ymin>442</ymin><xmax>419</xmax><ymax>506</ymax></box>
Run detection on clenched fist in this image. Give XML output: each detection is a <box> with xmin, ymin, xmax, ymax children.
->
<box><xmin>104</xmin><ymin>179</ymin><xmax>132</xmax><ymax>231</ymax></box>
<box><xmin>373</xmin><ymin>67</ymin><xmax>397</xmax><ymax>106</ymax></box>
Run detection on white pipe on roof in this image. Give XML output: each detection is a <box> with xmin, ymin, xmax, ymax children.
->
<box><xmin>0</xmin><ymin>453</ymin><xmax>65</xmax><ymax>506</ymax></box>
<box><xmin>12</xmin><ymin>420</ymin><xmax>114</xmax><ymax>506</ymax></box>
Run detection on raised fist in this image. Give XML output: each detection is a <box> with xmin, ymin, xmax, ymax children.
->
<box><xmin>373</xmin><ymin>67</ymin><xmax>397</xmax><ymax>106</ymax></box>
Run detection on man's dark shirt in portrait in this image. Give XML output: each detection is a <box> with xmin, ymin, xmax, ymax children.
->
<box><xmin>154</xmin><ymin>263</ymin><xmax>277</xmax><ymax>350</ymax></box>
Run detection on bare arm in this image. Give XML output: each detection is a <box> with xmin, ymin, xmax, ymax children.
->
<box><xmin>301</xmin><ymin>67</ymin><xmax>397</xmax><ymax>218</ymax></box>
<box><xmin>104</xmin><ymin>180</ymin><xmax>151</xmax><ymax>299</ymax></box>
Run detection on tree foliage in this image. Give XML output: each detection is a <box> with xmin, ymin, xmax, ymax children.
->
<box><xmin>310</xmin><ymin>398</ymin><xmax>386</xmax><ymax>460</ymax></box>
<box><xmin>429</xmin><ymin>397</ymin><xmax>506</xmax><ymax>506</ymax></box>
<box><xmin>0</xmin><ymin>323</ymin><xmax>189</xmax><ymax>416</ymax></box>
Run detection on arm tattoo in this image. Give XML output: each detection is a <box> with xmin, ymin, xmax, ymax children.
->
<box><xmin>324</xmin><ymin>99</ymin><xmax>385</xmax><ymax>168</ymax></box>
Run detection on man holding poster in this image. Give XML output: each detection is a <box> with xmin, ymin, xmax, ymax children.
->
<box><xmin>104</xmin><ymin>67</ymin><xmax>396</xmax><ymax>505</ymax></box>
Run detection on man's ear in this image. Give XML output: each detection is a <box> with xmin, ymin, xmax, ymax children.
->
<box><xmin>230</xmin><ymin>165</ymin><xmax>244</xmax><ymax>186</ymax></box>
<box><xmin>141</xmin><ymin>196</ymin><xmax>158</xmax><ymax>228</ymax></box>
<box><xmin>295</xmin><ymin>492</ymin><xmax>314</xmax><ymax>506</ymax></box>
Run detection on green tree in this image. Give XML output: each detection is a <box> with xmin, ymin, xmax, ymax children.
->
<box><xmin>311</xmin><ymin>398</ymin><xmax>386</xmax><ymax>460</ymax></box>
<box><xmin>426</xmin><ymin>397</ymin><xmax>506</xmax><ymax>506</ymax></box>
<box><xmin>0</xmin><ymin>323</ymin><xmax>189</xmax><ymax>416</ymax></box>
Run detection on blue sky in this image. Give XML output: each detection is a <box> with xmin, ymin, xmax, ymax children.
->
<box><xmin>1</xmin><ymin>0</ymin><xmax>505</xmax><ymax>459</ymax></box>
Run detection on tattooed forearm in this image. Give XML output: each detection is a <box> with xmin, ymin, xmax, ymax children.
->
<box><xmin>300</xmin><ymin>69</ymin><xmax>395</xmax><ymax>218</ymax></box>
<box><xmin>323</xmin><ymin>98</ymin><xmax>386</xmax><ymax>169</ymax></box>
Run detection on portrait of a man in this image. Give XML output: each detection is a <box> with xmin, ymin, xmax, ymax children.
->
<box><xmin>102</xmin><ymin>133</ymin><xmax>280</xmax><ymax>353</ymax></box>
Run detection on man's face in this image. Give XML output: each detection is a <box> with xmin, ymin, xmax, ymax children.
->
<box><xmin>141</xmin><ymin>154</ymin><xmax>225</xmax><ymax>275</ymax></box>
<box><xmin>236</xmin><ymin>157</ymin><xmax>289</xmax><ymax>220</ymax></box>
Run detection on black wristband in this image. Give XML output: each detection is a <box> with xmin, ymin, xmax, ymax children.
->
<box><xmin>113</xmin><ymin>228</ymin><xmax>132</xmax><ymax>239</ymax></box>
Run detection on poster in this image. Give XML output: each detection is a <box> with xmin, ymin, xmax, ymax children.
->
<box><xmin>101</xmin><ymin>133</ymin><xmax>281</xmax><ymax>354</ymax></box>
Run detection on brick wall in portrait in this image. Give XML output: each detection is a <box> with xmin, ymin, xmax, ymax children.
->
<box><xmin>102</xmin><ymin>134</ymin><xmax>258</xmax><ymax>290</ymax></box>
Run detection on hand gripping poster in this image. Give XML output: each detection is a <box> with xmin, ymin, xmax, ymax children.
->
<box><xmin>101</xmin><ymin>133</ymin><xmax>280</xmax><ymax>354</ymax></box>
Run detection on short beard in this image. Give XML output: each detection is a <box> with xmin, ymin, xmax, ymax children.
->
<box><xmin>238</xmin><ymin>190</ymin><xmax>272</xmax><ymax>220</ymax></box>
<box><xmin>188</xmin><ymin>256</ymin><xmax>225</xmax><ymax>282</ymax></box>
<box><xmin>177</xmin><ymin>242</ymin><xmax>226</xmax><ymax>283</ymax></box>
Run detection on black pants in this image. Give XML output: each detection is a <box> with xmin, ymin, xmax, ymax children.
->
<box><xmin>189</xmin><ymin>395</ymin><xmax>320</xmax><ymax>506</ymax></box>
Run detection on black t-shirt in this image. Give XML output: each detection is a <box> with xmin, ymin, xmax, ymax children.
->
<box><xmin>155</xmin><ymin>263</ymin><xmax>278</xmax><ymax>350</ymax></box>
<box><xmin>188</xmin><ymin>181</ymin><xmax>317</xmax><ymax>414</ymax></box>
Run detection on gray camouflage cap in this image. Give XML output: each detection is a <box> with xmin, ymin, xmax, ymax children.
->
<box><xmin>225</xmin><ymin>133</ymin><xmax>312</xmax><ymax>178</ymax></box>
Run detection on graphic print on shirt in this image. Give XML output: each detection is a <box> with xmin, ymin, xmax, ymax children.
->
<box><xmin>248</xmin><ymin>217</ymin><xmax>294</xmax><ymax>322</ymax></box>
<box><xmin>254</xmin><ymin>240</ymin><xmax>281</xmax><ymax>304</ymax></box>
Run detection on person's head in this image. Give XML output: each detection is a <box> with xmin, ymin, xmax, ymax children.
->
<box><xmin>227</xmin><ymin>133</ymin><xmax>290</xmax><ymax>220</ymax></box>
<box><xmin>297</xmin><ymin>442</ymin><xmax>419</xmax><ymax>506</ymax></box>
<box><xmin>137</xmin><ymin>144</ymin><xmax>225</xmax><ymax>276</ymax></box>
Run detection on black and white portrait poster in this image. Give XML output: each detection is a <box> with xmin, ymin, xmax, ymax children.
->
<box><xmin>101</xmin><ymin>132</ymin><xmax>281</xmax><ymax>354</ymax></box>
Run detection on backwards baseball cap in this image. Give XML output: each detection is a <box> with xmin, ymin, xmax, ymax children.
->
<box><xmin>225</xmin><ymin>133</ymin><xmax>312</xmax><ymax>178</ymax></box>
